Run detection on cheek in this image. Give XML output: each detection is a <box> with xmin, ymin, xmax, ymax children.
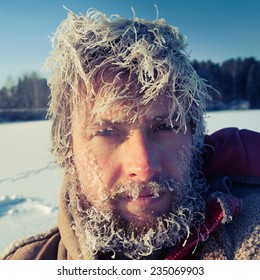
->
<box><xmin>73</xmin><ymin>138</ymin><xmax>120</xmax><ymax>206</ymax></box>
<box><xmin>73</xmin><ymin>141</ymin><xmax>103</xmax><ymax>202</ymax></box>
<box><xmin>162</xmin><ymin>134</ymin><xmax>193</xmax><ymax>180</ymax></box>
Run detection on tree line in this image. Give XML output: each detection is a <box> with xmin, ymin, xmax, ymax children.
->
<box><xmin>0</xmin><ymin>72</ymin><xmax>49</xmax><ymax>110</ymax></box>
<box><xmin>0</xmin><ymin>72</ymin><xmax>50</xmax><ymax>121</ymax></box>
<box><xmin>0</xmin><ymin>57</ymin><xmax>259</xmax><ymax>121</ymax></box>
<box><xmin>192</xmin><ymin>57</ymin><xmax>260</xmax><ymax>110</ymax></box>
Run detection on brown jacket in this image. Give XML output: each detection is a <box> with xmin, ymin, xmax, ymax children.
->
<box><xmin>1</xmin><ymin>176</ymin><xmax>260</xmax><ymax>260</ymax></box>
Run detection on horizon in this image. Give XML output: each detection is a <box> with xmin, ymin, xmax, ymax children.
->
<box><xmin>1</xmin><ymin>0</ymin><xmax>260</xmax><ymax>88</ymax></box>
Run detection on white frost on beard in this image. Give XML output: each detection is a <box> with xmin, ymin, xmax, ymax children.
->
<box><xmin>67</xmin><ymin>171</ymin><xmax>206</xmax><ymax>260</ymax></box>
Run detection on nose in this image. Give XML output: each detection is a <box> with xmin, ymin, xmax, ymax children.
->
<box><xmin>123</xmin><ymin>129</ymin><xmax>162</xmax><ymax>181</ymax></box>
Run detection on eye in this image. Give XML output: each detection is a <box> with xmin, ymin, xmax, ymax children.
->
<box><xmin>94</xmin><ymin>127</ymin><xmax>120</xmax><ymax>137</ymax></box>
<box><xmin>154</xmin><ymin>123</ymin><xmax>180</xmax><ymax>133</ymax></box>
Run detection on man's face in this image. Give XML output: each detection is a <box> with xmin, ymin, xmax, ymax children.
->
<box><xmin>72</xmin><ymin>95</ymin><xmax>193</xmax><ymax>224</ymax></box>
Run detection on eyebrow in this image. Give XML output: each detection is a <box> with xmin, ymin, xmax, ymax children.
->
<box><xmin>150</xmin><ymin>112</ymin><xmax>180</xmax><ymax>122</ymax></box>
<box><xmin>88</xmin><ymin>113</ymin><xmax>180</xmax><ymax>127</ymax></box>
<box><xmin>153</xmin><ymin>115</ymin><xmax>178</xmax><ymax>122</ymax></box>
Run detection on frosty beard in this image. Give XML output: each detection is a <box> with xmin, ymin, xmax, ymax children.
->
<box><xmin>67</xmin><ymin>174</ymin><xmax>206</xmax><ymax>260</ymax></box>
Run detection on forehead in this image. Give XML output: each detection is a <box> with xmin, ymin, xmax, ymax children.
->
<box><xmin>88</xmin><ymin>94</ymin><xmax>173</xmax><ymax>124</ymax></box>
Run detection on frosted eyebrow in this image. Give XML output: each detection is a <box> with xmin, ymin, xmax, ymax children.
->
<box><xmin>96</xmin><ymin>115</ymin><xmax>177</xmax><ymax>124</ymax></box>
<box><xmin>152</xmin><ymin>114</ymin><xmax>179</xmax><ymax>123</ymax></box>
<box><xmin>87</xmin><ymin>113</ymin><xmax>180</xmax><ymax>128</ymax></box>
<box><xmin>87</xmin><ymin>119</ymin><xmax>125</xmax><ymax>128</ymax></box>
<box><xmin>153</xmin><ymin>116</ymin><xmax>169</xmax><ymax>122</ymax></box>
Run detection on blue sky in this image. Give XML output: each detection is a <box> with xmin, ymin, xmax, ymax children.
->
<box><xmin>1</xmin><ymin>0</ymin><xmax>259</xmax><ymax>87</ymax></box>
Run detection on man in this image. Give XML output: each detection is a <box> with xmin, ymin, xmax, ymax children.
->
<box><xmin>1</xmin><ymin>9</ymin><xmax>260</xmax><ymax>260</ymax></box>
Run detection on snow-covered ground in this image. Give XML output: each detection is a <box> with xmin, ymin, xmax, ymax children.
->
<box><xmin>0</xmin><ymin>110</ymin><xmax>260</xmax><ymax>254</ymax></box>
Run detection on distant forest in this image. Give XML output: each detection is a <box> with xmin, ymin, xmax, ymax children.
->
<box><xmin>0</xmin><ymin>57</ymin><xmax>260</xmax><ymax>122</ymax></box>
<box><xmin>0</xmin><ymin>72</ymin><xmax>50</xmax><ymax>122</ymax></box>
<box><xmin>192</xmin><ymin>57</ymin><xmax>260</xmax><ymax>110</ymax></box>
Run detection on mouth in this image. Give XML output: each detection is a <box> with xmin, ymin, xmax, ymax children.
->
<box><xmin>116</xmin><ymin>189</ymin><xmax>173</xmax><ymax>220</ymax></box>
<box><xmin>137</xmin><ymin>188</ymin><xmax>160</xmax><ymax>199</ymax></box>
<box><xmin>131</xmin><ymin>191</ymin><xmax>164</xmax><ymax>206</ymax></box>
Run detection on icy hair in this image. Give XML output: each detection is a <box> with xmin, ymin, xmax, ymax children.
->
<box><xmin>44</xmin><ymin>8</ymin><xmax>210</xmax><ymax>169</ymax></box>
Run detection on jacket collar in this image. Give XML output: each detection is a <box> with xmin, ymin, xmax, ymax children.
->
<box><xmin>165</xmin><ymin>191</ymin><xmax>240</xmax><ymax>260</ymax></box>
<box><xmin>58</xmin><ymin>177</ymin><xmax>86</xmax><ymax>260</ymax></box>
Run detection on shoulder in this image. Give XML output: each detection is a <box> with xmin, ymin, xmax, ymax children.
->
<box><xmin>0</xmin><ymin>227</ymin><xmax>61</xmax><ymax>260</ymax></box>
<box><xmin>203</xmin><ymin>128</ymin><xmax>260</xmax><ymax>179</ymax></box>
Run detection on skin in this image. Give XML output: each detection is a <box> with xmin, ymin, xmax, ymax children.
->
<box><xmin>72</xmin><ymin>95</ymin><xmax>192</xmax><ymax>224</ymax></box>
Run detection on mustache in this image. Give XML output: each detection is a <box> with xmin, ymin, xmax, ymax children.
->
<box><xmin>110</xmin><ymin>176</ymin><xmax>186</xmax><ymax>201</ymax></box>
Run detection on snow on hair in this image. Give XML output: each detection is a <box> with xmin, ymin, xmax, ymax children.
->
<box><xmin>44</xmin><ymin>8</ymin><xmax>210</xmax><ymax>169</ymax></box>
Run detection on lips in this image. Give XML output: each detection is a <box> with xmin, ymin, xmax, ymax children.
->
<box><xmin>138</xmin><ymin>187</ymin><xmax>156</xmax><ymax>198</ymax></box>
<box><xmin>118</xmin><ymin>187</ymin><xmax>160</xmax><ymax>201</ymax></box>
<box><xmin>116</xmin><ymin>190</ymin><xmax>173</xmax><ymax>221</ymax></box>
<box><xmin>124</xmin><ymin>190</ymin><xmax>165</xmax><ymax>208</ymax></box>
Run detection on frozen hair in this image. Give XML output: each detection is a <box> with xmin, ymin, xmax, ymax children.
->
<box><xmin>44</xmin><ymin>8</ymin><xmax>210</xmax><ymax>169</ymax></box>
